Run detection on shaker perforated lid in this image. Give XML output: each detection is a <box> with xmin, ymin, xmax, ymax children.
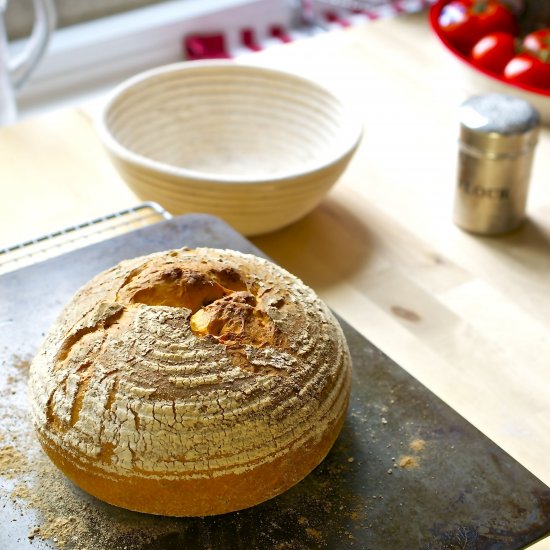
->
<box><xmin>459</xmin><ymin>94</ymin><xmax>540</xmax><ymax>156</ymax></box>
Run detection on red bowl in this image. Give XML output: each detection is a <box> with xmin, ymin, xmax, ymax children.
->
<box><xmin>429</xmin><ymin>0</ymin><xmax>550</xmax><ymax>122</ymax></box>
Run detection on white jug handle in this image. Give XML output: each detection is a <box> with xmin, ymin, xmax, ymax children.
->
<box><xmin>9</xmin><ymin>0</ymin><xmax>56</xmax><ymax>91</ymax></box>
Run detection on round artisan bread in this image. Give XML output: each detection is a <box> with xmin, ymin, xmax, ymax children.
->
<box><xmin>29</xmin><ymin>247</ymin><xmax>352</xmax><ymax>516</ymax></box>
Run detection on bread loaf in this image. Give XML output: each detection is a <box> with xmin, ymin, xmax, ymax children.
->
<box><xmin>29</xmin><ymin>248</ymin><xmax>352</xmax><ymax>516</ymax></box>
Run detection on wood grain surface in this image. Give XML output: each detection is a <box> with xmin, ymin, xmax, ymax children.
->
<box><xmin>1</xmin><ymin>11</ymin><xmax>549</xmax><ymax>548</ymax></box>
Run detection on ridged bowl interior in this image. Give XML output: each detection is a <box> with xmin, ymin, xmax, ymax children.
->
<box><xmin>103</xmin><ymin>62</ymin><xmax>359</xmax><ymax>181</ymax></box>
<box><xmin>98</xmin><ymin>61</ymin><xmax>362</xmax><ymax>235</ymax></box>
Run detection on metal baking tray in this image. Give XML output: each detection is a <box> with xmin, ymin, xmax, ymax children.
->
<box><xmin>1</xmin><ymin>214</ymin><xmax>549</xmax><ymax>549</ymax></box>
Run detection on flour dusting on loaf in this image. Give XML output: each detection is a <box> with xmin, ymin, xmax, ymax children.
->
<box><xmin>29</xmin><ymin>248</ymin><xmax>352</xmax><ymax>516</ymax></box>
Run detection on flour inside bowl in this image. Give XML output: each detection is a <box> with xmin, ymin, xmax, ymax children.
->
<box><xmin>137</xmin><ymin>106</ymin><xmax>333</xmax><ymax>178</ymax></box>
<box><xmin>170</xmin><ymin>142</ymin><xmax>320</xmax><ymax>178</ymax></box>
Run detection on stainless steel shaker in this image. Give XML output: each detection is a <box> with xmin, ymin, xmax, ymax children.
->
<box><xmin>453</xmin><ymin>94</ymin><xmax>540</xmax><ymax>235</ymax></box>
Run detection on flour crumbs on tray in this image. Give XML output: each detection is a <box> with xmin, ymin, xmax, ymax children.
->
<box><xmin>1</xmin><ymin>353</ymin><xmax>167</xmax><ymax>549</ymax></box>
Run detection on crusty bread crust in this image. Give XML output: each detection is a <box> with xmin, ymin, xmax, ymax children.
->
<box><xmin>37</xmin><ymin>404</ymin><xmax>347</xmax><ymax>516</ymax></box>
<box><xmin>29</xmin><ymin>248</ymin><xmax>352</xmax><ymax>516</ymax></box>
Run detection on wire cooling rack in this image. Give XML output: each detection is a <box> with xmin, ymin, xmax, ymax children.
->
<box><xmin>0</xmin><ymin>202</ymin><xmax>172</xmax><ymax>276</ymax></box>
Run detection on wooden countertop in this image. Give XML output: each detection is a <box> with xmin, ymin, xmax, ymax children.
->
<box><xmin>2</xmin><ymin>11</ymin><xmax>550</xmax><ymax>544</ymax></box>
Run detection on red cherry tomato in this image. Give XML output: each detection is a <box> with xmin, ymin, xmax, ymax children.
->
<box><xmin>438</xmin><ymin>0</ymin><xmax>518</xmax><ymax>55</ymax></box>
<box><xmin>470</xmin><ymin>32</ymin><xmax>516</xmax><ymax>73</ymax></box>
<box><xmin>523</xmin><ymin>29</ymin><xmax>550</xmax><ymax>54</ymax></box>
<box><xmin>504</xmin><ymin>53</ymin><xmax>550</xmax><ymax>89</ymax></box>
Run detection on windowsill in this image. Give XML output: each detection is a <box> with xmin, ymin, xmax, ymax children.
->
<box><xmin>14</xmin><ymin>0</ymin><xmax>294</xmax><ymax>120</ymax></box>
<box><xmin>12</xmin><ymin>0</ymin><xmax>429</xmax><ymax>121</ymax></box>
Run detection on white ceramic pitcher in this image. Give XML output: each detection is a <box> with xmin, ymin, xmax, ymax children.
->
<box><xmin>0</xmin><ymin>0</ymin><xmax>56</xmax><ymax>126</ymax></box>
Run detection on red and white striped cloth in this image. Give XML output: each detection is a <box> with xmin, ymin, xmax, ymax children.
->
<box><xmin>184</xmin><ymin>0</ymin><xmax>436</xmax><ymax>60</ymax></box>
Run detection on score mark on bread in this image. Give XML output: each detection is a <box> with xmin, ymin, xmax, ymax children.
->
<box><xmin>29</xmin><ymin>248</ymin><xmax>352</xmax><ymax>516</ymax></box>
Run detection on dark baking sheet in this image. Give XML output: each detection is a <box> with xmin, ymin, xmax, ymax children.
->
<box><xmin>1</xmin><ymin>214</ymin><xmax>549</xmax><ymax>550</ymax></box>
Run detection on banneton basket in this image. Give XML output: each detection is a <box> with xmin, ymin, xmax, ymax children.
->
<box><xmin>429</xmin><ymin>0</ymin><xmax>550</xmax><ymax>125</ymax></box>
<box><xmin>97</xmin><ymin>60</ymin><xmax>363</xmax><ymax>236</ymax></box>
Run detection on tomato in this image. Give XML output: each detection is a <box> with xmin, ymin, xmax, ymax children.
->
<box><xmin>504</xmin><ymin>53</ymin><xmax>550</xmax><ymax>89</ymax></box>
<box><xmin>523</xmin><ymin>29</ymin><xmax>550</xmax><ymax>55</ymax></box>
<box><xmin>438</xmin><ymin>0</ymin><xmax>518</xmax><ymax>55</ymax></box>
<box><xmin>470</xmin><ymin>32</ymin><xmax>516</xmax><ymax>73</ymax></box>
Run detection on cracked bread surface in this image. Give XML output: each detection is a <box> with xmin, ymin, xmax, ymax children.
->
<box><xmin>29</xmin><ymin>247</ymin><xmax>352</xmax><ymax>516</ymax></box>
